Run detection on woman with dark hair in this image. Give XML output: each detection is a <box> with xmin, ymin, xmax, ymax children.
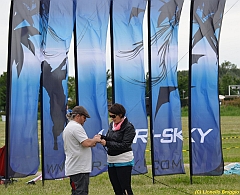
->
<box><xmin>100</xmin><ymin>103</ymin><xmax>136</xmax><ymax>195</ymax></box>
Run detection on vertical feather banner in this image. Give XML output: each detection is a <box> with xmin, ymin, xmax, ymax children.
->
<box><xmin>189</xmin><ymin>0</ymin><xmax>225</xmax><ymax>175</ymax></box>
<box><xmin>150</xmin><ymin>0</ymin><xmax>185</xmax><ymax>175</ymax></box>
<box><xmin>112</xmin><ymin>0</ymin><xmax>148</xmax><ymax>174</ymax></box>
<box><xmin>7</xmin><ymin>0</ymin><xmax>42</xmax><ymax>177</ymax></box>
<box><xmin>75</xmin><ymin>0</ymin><xmax>110</xmax><ymax>176</ymax></box>
<box><xmin>41</xmin><ymin>0</ymin><xmax>75</xmax><ymax>179</ymax></box>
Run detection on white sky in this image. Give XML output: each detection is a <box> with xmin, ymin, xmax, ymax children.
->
<box><xmin>0</xmin><ymin>0</ymin><xmax>239</xmax><ymax>76</ymax></box>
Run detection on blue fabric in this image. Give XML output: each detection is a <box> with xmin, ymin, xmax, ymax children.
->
<box><xmin>41</xmin><ymin>0</ymin><xmax>75</xmax><ymax>179</ymax></box>
<box><xmin>9</xmin><ymin>0</ymin><xmax>42</xmax><ymax>177</ymax></box>
<box><xmin>76</xmin><ymin>0</ymin><xmax>110</xmax><ymax>176</ymax></box>
<box><xmin>150</xmin><ymin>0</ymin><xmax>185</xmax><ymax>176</ymax></box>
<box><xmin>8</xmin><ymin>0</ymin><xmax>75</xmax><ymax>179</ymax></box>
<box><xmin>113</xmin><ymin>0</ymin><xmax>148</xmax><ymax>175</ymax></box>
<box><xmin>190</xmin><ymin>0</ymin><xmax>226</xmax><ymax>175</ymax></box>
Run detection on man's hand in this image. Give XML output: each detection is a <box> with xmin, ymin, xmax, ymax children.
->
<box><xmin>94</xmin><ymin>134</ymin><xmax>101</xmax><ymax>143</ymax></box>
<box><xmin>81</xmin><ymin>135</ymin><xmax>102</xmax><ymax>147</ymax></box>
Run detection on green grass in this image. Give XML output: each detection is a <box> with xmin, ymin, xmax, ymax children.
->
<box><xmin>220</xmin><ymin>105</ymin><xmax>240</xmax><ymax>116</ymax></box>
<box><xmin>181</xmin><ymin>105</ymin><xmax>240</xmax><ymax>116</ymax></box>
<box><xmin>0</xmin><ymin>114</ymin><xmax>240</xmax><ymax>194</ymax></box>
<box><xmin>0</xmin><ymin>167</ymin><xmax>239</xmax><ymax>195</ymax></box>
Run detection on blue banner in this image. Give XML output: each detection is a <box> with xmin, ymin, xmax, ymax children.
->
<box><xmin>8</xmin><ymin>0</ymin><xmax>42</xmax><ymax>177</ymax></box>
<box><xmin>112</xmin><ymin>0</ymin><xmax>148</xmax><ymax>174</ymax></box>
<box><xmin>190</xmin><ymin>0</ymin><xmax>225</xmax><ymax>175</ymax></box>
<box><xmin>75</xmin><ymin>0</ymin><xmax>110</xmax><ymax>176</ymax></box>
<box><xmin>41</xmin><ymin>0</ymin><xmax>75</xmax><ymax>179</ymax></box>
<box><xmin>150</xmin><ymin>0</ymin><xmax>185</xmax><ymax>175</ymax></box>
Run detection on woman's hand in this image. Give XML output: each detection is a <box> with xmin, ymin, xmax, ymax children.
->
<box><xmin>100</xmin><ymin>139</ymin><xmax>106</xmax><ymax>146</ymax></box>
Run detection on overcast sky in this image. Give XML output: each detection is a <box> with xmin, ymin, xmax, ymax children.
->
<box><xmin>0</xmin><ymin>0</ymin><xmax>239</xmax><ymax>76</ymax></box>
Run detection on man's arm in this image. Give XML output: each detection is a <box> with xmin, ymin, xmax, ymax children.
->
<box><xmin>81</xmin><ymin>135</ymin><xmax>101</xmax><ymax>147</ymax></box>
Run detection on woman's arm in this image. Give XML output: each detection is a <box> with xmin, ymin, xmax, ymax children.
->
<box><xmin>105</xmin><ymin>124</ymin><xmax>136</xmax><ymax>150</ymax></box>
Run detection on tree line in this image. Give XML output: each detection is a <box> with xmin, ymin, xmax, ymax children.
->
<box><xmin>0</xmin><ymin>61</ymin><xmax>240</xmax><ymax>112</ymax></box>
<box><xmin>178</xmin><ymin>61</ymin><xmax>240</xmax><ymax>99</ymax></box>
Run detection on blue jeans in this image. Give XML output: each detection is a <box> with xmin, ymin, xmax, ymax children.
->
<box><xmin>70</xmin><ymin>173</ymin><xmax>89</xmax><ymax>195</ymax></box>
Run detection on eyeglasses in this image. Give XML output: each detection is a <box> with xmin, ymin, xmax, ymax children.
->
<box><xmin>109</xmin><ymin>114</ymin><xmax>117</xmax><ymax>118</ymax></box>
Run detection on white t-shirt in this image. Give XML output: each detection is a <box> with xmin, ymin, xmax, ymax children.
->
<box><xmin>63</xmin><ymin>120</ymin><xmax>92</xmax><ymax>176</ymax></box>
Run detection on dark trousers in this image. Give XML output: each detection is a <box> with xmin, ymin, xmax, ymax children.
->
<box><xmin>70</xmin><ymin>173</ymin><xmax>89</xmax><ymax>195</ymax></box>
<box><xmin>108</xmin><ymin>166</ymin><xmax>133</xmax><ymax>195</ymax></box>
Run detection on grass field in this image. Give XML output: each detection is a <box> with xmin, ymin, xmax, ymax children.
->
<box><xmin>0</xmin><ymin>115</ymin><xmax>239</xmax><ymax>194</ymax></box>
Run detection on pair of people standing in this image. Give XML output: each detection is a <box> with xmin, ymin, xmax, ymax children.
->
<box><xmin>63</xmin><ymin>103</ymin><xmax>135</xmax><ymax>195</ymax></box>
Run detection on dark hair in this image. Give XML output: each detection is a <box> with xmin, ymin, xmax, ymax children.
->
<box><xmin>108</xmin><ymin>103</ymin><xmax>126</xmax><ymax>118</ymax></box>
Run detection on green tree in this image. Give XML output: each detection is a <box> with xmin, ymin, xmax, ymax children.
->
<box><xmin>177</xmin><ymin>70</ymin><xmax>188</xmax><ymax>99</ymax></box>
<box><xmin>219</xmin><ymin>60</ymin><xmax>237</xmax><ymax>75</ymax></box>
<box><xmin>67</xmin><ymin>76</ymin><xmax>76</xmax><ymax>109</ymax></box>
<box><xmin>68</xmin><ymin>76</ymin><xmax>76</xmax><ymax>100</ymax></box>
<box><xmin>106</xmin><ymin>69</ymin><xmax>112</xmax><ymax>103</ymax></box>
<box><xmin>219</xmin><ymin>61</ymin><xmax>240</xmax><ymax>95</ymax></box>
<box><xmin>219</xmin><ymin>74</ymin><xmax>233</xmax><ymax>95</ymax></box>
<box><xmin>145</xmin><ymin>72</ymin><xmax>150</xmax><ymax>97</ymax></box>
<box><xmin>176</xmin><ymin>61</ymin><xmax>240</xmax><ymax>97</ymax></box>
<box><xmin>0</xmin><ymin>72</ymin><xmax>7</xmax><ymax>111</ymax></box>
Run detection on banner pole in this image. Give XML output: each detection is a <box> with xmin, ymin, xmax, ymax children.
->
<box><xmin>73</xmin><ymin>18</ymin><xmax>79</xmax><ymax>105</ymax></box>
<box><xmin>147</xmin><ymin>0</ymin><xmax>155</xmax><ymax>184</ymax></box>
<box><xmin>5</xmin><ymin>0</ymin><xmax>15</xmax><ymax>184</ymax></box>
<box><xmin>40</xmin><ymin>63</ymin><xmax>45</xmax><ymax>186</ymax></box>
<box><xmin>109</xmin><ymin>0</ymin><xmax>115</xmax><ymax>104</ymax></box>
<box><xmin>188</xmin><ymin>0</ymin><xmax>195</xmax><ymax>185</ymax></box>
